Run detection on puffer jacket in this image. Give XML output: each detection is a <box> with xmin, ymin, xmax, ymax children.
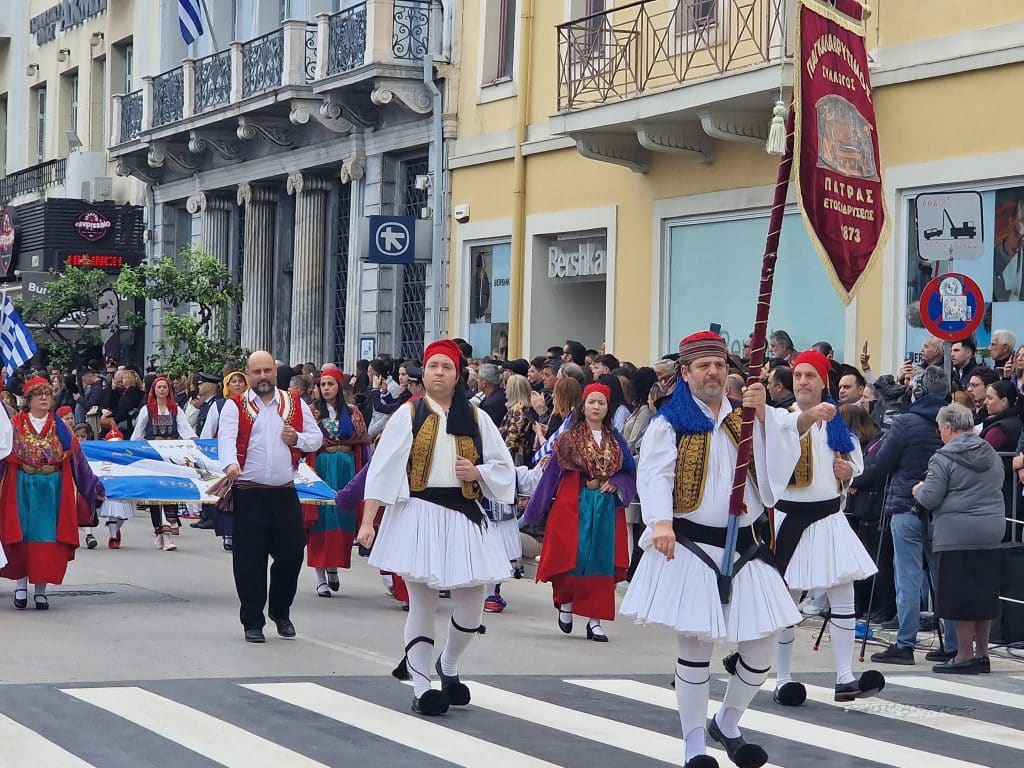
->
<box><xmin>851</xmin><ymin>393</ymin><xmax>945</xmax><ymax>515</ymax></box>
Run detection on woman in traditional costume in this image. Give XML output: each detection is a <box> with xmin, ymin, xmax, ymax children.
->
<box><xmin>98</xmin><ymin>410</ymin><xmax>134</xmax><ymax>549</ymax></box>
<box><xmin>131</xmin><ymin>375</ymin><xmax>196</xmax><ymax>551</ymax></box>
<box><xmin>307</xmin><ymin>368</ymin><xmax>369</xmax><ymax>597</ymax></box>
<box><xmin>0</xmin><ymin>377</ymin><xmax>104</xmax><ymax>609</ymax></box>
<box><xmin>522</xmin><ymin>383</ymin><xmax>636</xmax><ymax>642</ymax></box>
<box><xmin>356</xmin><ymin>339</ymin><xmax>515</xmax><ymax>716</ymax></box>
<box><xmin>207</xmin><ymin>371</ymin><xmax>249</xmax><ymax>550</ymax></box>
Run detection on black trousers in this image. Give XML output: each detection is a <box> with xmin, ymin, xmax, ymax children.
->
<box><xmin>232</xmin><ymin>485</ymin><xmax>304</xmax><ymax>629</ymax></box>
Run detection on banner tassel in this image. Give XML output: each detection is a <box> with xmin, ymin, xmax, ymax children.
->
<box><xmin>766</xmin><ymin>100</ymin><xmax>788</xmax><ymax>156</ymax></box>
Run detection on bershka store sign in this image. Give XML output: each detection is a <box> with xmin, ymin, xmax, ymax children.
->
<box><xmin>0</xmin><ymin>207</ymin><xmax>19</xmax><ymax>277</ymax></box>
<box><xmin>75</xmin><ymin>209</ymin><xmax>112</xmax><ymax>242</ymax></box>
<box><xmin>547</xmin><ymin>236</ymin><xmax>607</xmax><ymax>280</ymax></box>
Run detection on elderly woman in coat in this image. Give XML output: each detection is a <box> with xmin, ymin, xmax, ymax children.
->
<box><xmin>912</xmin><ymin>403</ymin><xmax>1005</xmax><ymax>675</ymax></box>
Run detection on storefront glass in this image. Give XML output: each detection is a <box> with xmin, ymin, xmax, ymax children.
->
<box><xmin>667</xmin><ymin>212</ymin><xmax>846</xmax><ymax>358</ymax></box>
<box><xmin>468</xmin><ymin>241</ymin><xmax>511</xmax><ymax>358</ymax></box>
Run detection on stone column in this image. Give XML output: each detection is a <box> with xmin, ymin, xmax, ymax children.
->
<box><xmin>236</xmin><ymin>182</ymin><xmax>278</xmax><ymax>352</ymax></box>
<box><xmin>286</xmin><ymin>171</ymin><xmax>330</xmax><ymax>365</ymax></box>
<box><xmin>187</xmin><ymin>191</ymin><xmax>233</xmax><ymax>338</ymax></box>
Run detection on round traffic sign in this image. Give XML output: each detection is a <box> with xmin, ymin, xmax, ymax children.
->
<box><xmin>919</xmin><ymin>272</ymin><xmax>984</xmax><ymax>342</ymax></box>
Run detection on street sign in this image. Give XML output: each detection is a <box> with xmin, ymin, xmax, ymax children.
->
<box><xmin>916</xmin><ymin>192</ymin><xmax>983</xmax><ymax>261</ymax></box>
<box><xmin>367</xmin><ymin>215</ymin><xmax>415</xmax><ymax>264</ymax></box>
<box><xmin>919</xmin><ymin>272</ymin><xmax>984</xmax><ymax>342</ymax></box>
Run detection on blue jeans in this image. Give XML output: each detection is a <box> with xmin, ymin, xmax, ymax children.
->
<box><xmin>890</xmin><ymin>512</ymin><xmax>957</xmax><ymax>651</ymax></box>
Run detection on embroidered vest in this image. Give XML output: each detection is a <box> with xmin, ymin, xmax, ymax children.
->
<box><xmin>406</xmin><ymin>399</ymin><xmax>483</xmax><ymax>501</ymax></box>
<box><xmin>145</xmin><ymin>403</ymin><xmax>179</xmax><ymax>440</ymax></box>
<box><xmin>788</xmin><ymin>431</ymin><xmax>815</xmax><ymax>489</ymax></box>
<box><xmin>672</xmin><ymin>407</ymin><xmax>756</xmax><ymax>514</ymax></box>
<box><xmin>232</xmin><ymin>391</ymin><xmax>304</xmax><ymax>471</ymax></box>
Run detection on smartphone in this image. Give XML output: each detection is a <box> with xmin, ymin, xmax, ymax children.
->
<box><xmin>710</xmin><ymin>323</ymin><xmax>722</xmax><ymax>335</ymax></box>
<box><xmin>862</xmin><ymin>341</ymin><xmax>869</xmax><ymax>355</ymax></box>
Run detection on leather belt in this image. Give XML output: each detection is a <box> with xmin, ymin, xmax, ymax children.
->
<box><xmin>20</xmin><ymin>464</ymin><xmax>57</xmax><ymax>475</ymax></box>
<box><xmin>322</xmin><ymin>445</ymin><xmax>352</xmax><ymax>454</ymax></box>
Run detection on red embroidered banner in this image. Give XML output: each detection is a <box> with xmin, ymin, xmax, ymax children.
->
<box><xmin>794</xmin><ymin>0</ymin><xmax>889</xmax><ymax>304</ymax></box>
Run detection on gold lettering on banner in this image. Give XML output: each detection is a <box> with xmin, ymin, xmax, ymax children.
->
<box><xmin>805</xmin><ymin>33</ymin><xmax>871</xmax><ymax>102</ymax></box>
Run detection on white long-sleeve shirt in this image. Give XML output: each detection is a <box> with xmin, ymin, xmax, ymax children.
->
<box><xmin>217</xmin><ymin>389</ymin><xmax>322</xmax><ymax>487</ymax></box>
<box><xmin>130</xmin><ymin>405</ymin><xmax>197</xmax><ymax>440</ymax></box>
<box><xmin>776</xmin><ymin>412</ymin><xmax>864</xmax><ymax>504</ymax></box>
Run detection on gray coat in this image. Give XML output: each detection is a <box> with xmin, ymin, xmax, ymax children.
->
<box><xmin>913</xmin><ymin>432</ymin><xmax>1005</xmax><ymax>552</ymax></box>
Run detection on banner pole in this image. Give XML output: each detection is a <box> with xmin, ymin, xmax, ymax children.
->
<box><xmin>719</xmin><ymin>106</ymin><xmax>796</xmax><ymax>593</ymax></box>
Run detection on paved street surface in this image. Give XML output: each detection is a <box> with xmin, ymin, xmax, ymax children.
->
<box><xmin>1</xmin><ymin>519</ymin><xmax>1022</xmax><ymax>768</ymax></box>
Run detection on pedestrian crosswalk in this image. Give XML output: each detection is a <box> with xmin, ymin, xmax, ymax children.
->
<box><xmin>0</xmin><ymin>672</ymin><xmax>1019</xmax><ymax>768</ymax></box>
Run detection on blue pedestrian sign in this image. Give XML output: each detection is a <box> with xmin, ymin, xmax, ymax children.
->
<box><xmin>367</xmin><ymin>215</ymin><xmax>415</xmax><ymax>264</ymax></box>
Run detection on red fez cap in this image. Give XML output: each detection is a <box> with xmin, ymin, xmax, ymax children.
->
<box><xmin>423</xmin><ymin>339</ymin><xmax>463</xmax><ymax>370</ymax></box>
<box><xmin>583</xmin><ymin>383</ymin><xmax>612</xmax><ymax>402</ymax></box>
<box><xmin>678</xmin><ymin>331</ymin><xmax>728</xmax><ymax>364</ymax></box>
<box><xmin>320</xmin><ymin>368</ymin><xmax>345</xmax><ymax>387</ymax></box>
<box><xmin>24</xmin><ymin>376</ymin><xmax>51</xmax><ymax>394</ymax></box>
<box><xmin>56</xmin><ymin>406</ymin><xmax>73</xmax><ymax>417</ymax></box>
<box><xmin>792</xmin><ymin>350</ymin><xmax>831</xmax><ymax>387</ymax></box>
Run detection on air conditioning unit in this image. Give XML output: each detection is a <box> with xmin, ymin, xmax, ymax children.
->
<box><xmin>93</xmin><ymin>176</ymin><xmax>113</xmax><ymax>200</ymax></box>
<box><xmin>80</xmin><ymin>181</ymin><xmax>91</xmax><ymax>200</ymax></box>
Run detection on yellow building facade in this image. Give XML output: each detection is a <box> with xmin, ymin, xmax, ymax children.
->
<box><xmin>446</xmin><ymin>0</ymin><xmax>1024</xmax><ymax>373</ymax></box>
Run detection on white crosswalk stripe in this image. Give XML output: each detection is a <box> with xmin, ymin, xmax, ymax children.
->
<box><xmin>762</xmin><ymin>677</ymin><xmax>1024</xmax><ymax>752</ymax></box>
<box><xmin>569</xmin><ymin>678</ymin><xmax>989</xmax><ymax>768</ymax></box>
<box><xmin>245</xmin><ymin>682</ymin><xmax>565</xmax><ymax>768</ymax></box>
<box><xmin>61</xmin><ymin>686</ymin><xmax>330</xmax><ymax>768</ymax></box>
<box><xmin>0</xmin><ymin>713</ymin><xmax>96</xmax><ymax>768</ymax></box>
<box><xmin>885</xmin><ymin>676</ymin><xmax>1024</xmax><ymax>712</ymax></box>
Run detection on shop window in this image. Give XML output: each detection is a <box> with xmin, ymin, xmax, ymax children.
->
<box><xmin>468</xmin><ymin>242</ymin><xmax>511</xmax><ymax>359</ymax></box>
<box><xmin>667</xmin><ymin>213</ymin><xmax>845</xmax><ymax>358</ymax></box>
<box><xmin>482</xmin><ymin>0</ymin><xmax>518</xmax><ymax>85</ymax></box>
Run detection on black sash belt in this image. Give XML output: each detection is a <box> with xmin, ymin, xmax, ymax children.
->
<box><xmin>773</xmin><ymin>497</ymin><xmax>843</xmax><ymax>573</ymax></box>
<box><xmin>411</xmin><ymin>487</ymin><xmax>483</xmax><ymax>526</ymax></box>
<box><xmin>672</xmin><ymin>518</ymin><xmax>775</xmax><ymax>604</ymax></box>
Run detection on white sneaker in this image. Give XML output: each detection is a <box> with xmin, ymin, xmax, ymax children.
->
<box><xmin>161</xmin><ymin>533</ymin><xmax>177</xmax><ymax>551</ymax></box>
<box><xmin>153</xmin><ymin>534</ymin><xmax>164</xmax><ymax>550</ymax></box>
<box><xmin>798</xmin><ymin>598</ymin><xmax>827</xmax><ymax>617</ymax></box>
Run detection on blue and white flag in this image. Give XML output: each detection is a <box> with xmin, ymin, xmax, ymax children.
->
<box><xmin>81</xmin><ymin>439</ymin><xmax>337</xmax><ymax>505</ymax></box>
<box><xmin>178</xmin><ymin>0</ymin><xmax>204</xmax><ymax>44</ymax></box>
<box><xmin>531</xmin><ymin>408</ymin><xmax>573</xmax><ymax>466</ymax></box>
<box><xmin>0</xmin><ymin>296</ymin><xmax>38</xmax><ymax>384</ymax></box>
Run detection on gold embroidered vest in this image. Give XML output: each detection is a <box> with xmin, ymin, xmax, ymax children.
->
<box><xmin>406</xmin><ymin>401</ymin><xmax>482</xmax><ymax>500</ymax></box>
<box><xmin>788</xmin><ymin>431</ymin><xmax>814</xmax><ymax>489</ymax></box>
<box><xmin>673</xmin><ymin>407</ymin><xmax>756</xmax><ymax>514</ymax></box>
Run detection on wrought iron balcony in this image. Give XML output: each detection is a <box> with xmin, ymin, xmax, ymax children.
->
<box><xmin>242</xmin><ymin>29</ymin><xmax>285</xmax><ymax>98</ymax></box>
<box><xmin>393</xmin><ymin>0</ymin><xmax>432</xmax><ymax>61</ymax></box>
<box><xmin>152</xmin><ymin>66</ymin><xmax>185</xmax><ymax>127</ymax></box>
<box><xmin>326</xmin><ymin>2</ymin><xmax>367</xmax><ymax>76</ymax></box>
<box><xmin>118</xmin><ymin>90</ymin><xmax>143</xmax><ymax>142</ymax></box>
<box><xmin>193</xmin><ymin>49</ymin><xmax>232</xmax><ymax>114</ymax></box>
<box><xmin>0</xmin><ymin>158</ymin><xmax>67</xmax><ymax>202</ymax></box>
<box><xmin>558</xmin><ymin>0</ymin><xmax>791</xmax><ymax>112</ymax></box>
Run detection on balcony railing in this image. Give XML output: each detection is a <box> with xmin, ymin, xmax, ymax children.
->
<box><xmin>0</xmin><ymin>158</ymin><xmax>67</xmax><ymax>202</ymax></box>
<box><xmin>326</xmin><ymin>2</ymin><xmax>367</xmax><ymax>76</ymax></box>
<box><xmin>242</xmin><ymin>28</ymin><xmax>285</xmax><ymax>98</ymax></box>
<box><xmin>194</xmin><ymin>49</ymin><xmax>232</xmax><ymax>114</ymax></box>
<box><xmin>558</xmin><ymin>0</ymin><xmax>791</xmax><ymax>112</ymax></box>
<box><xmin>393</xmin><ymin>0</ymin><xmax>431</xmax><ymax>61</ymax></box>
<box><xmin>152</xmin><ymin>66</ymin><xmax>185</xmax><ymax>126</ymax></box>
<box><xmin>120</xmin><ymin>90</ymin><xmax>144</xmax><ymax>142</ymax></box>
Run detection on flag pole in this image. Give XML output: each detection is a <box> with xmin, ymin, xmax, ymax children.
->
<box><xmin>719</xmin><ymin>105</ymin><xmax>796</xmax><ymax>596</ymax></box>
<box><xmin>199</xmin><ymin>0</ymin><xmax>221</xmax><ymax>51</ymax></box>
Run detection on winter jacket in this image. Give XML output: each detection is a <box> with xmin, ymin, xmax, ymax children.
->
<box><xmin>913</xmin><ymin>432</ymin><xmax>1005</xmax><ymax>552</ymax></box>
<box><xmin>846</xmin><ymin>434</ymin><xmax>886</xmax><ymax>522</ymax></box>
<box><xmin>851</xmin><ymin>393</ymin><xmax>945</xmax><ymax>515</ymax></box>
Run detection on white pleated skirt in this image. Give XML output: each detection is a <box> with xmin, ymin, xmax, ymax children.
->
<box><xmin>369</xmin><ymin>498</ymin><xmax>513</xmax><ymax>589</ymax></box>
<box><xmin>100</xmin><ymin>500</ymin><xmax>137</xmax><ymax>521</ymax></box>
<box><xmin>781</xmin><ymin>511</ymin><xmax>878</xmax><ymax>590</ymax></box>
<box><xmin>487</xmin><ymin>517</ymin><xmax>523</xmax><ymax>562</ymax></box>
<box><xmin>621</xmin><ymin>536</ymin><xmax>801</xmax><ymax>643</ymax></box>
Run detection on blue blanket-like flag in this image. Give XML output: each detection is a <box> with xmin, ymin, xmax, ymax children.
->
<box><xmin>82</xmin><ymin>439</ymin><xmax>336</xmax><ymax>505</ymax></box>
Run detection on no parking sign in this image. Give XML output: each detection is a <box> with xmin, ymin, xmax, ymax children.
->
<box><xmin>919</xmin><ymin>273</ymin><xmax>984</xmax><ymax>342</ymax></box>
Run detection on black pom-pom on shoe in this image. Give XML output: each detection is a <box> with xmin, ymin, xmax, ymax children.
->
<box><xmin>412</xmin><ymin>689</ymin><xmax>450</xmax><ymax>716</ymax></box>
<box><xmin>722</xmin><ymin>652</ymin><xmax>739</xmax><ymax>675</ymax></box>
<box><xmin>772</xmin><ymin>681</ymin><xmax>807</xmax><ymax>707</ymax></box>
<box><xmin>707</xmin><ymin>715</ymin><xmax>768</xmax><ymax>768</ymax></box>
<box><xmin>684</xmin><ymin>756</ymin><xmax>719</xmax><ymax>768</ymax></box>
<box><xmin>392</xmin><ymin>657</ymin><xmax>411</xmax><ymax>681</ymax></box>
<box><xmin>435</xmin><ymin>657</ymin><xmax>471</xmax><ymax>706</ymax></box>
<box><xmin>834</xmin><ymin>669</ymin><xmax>885</xmax><ymax>702</ymax></box>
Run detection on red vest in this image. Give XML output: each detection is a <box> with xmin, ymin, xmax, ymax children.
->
<box><xmin>232</xmin><ymin>391</ymin><xmax>304</xmax><ymax>470</ymax></box>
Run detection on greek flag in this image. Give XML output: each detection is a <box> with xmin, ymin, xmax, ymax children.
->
<box><xmin>81</xmin><ymin>439</ymin><xmax>337</xmax><ymax>505</ymax></box>
<box><xmin>178</xmin><ymin>0</ymin><xmax>204</xmax><ymax>44</ymax></box>
<box><xmin>531</xmin><ymin>409</ymin><xmax>573</xmax><ymax>466</ymax></box>
<box><xmin>0</xmin><ymin>296</ymin><xmax>38</xmax><ymax>383</ymax></box>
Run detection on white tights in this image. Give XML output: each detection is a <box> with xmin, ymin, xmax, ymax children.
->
<box><xmin>403</xmin><ymin>581</ymin><xmax>486</xmax><ymax>697</ymax></box>
<box><xmin>675</xmin><ymin>633</ymin><xmax>775</xmax><ymax>761</ymax></box>
<box><xmin>776</xmin><ymin>583</ymin><xmax>857</xmax><ymax>686</ymax></box>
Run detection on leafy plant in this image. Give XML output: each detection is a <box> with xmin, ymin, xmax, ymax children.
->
<box><xmin>115</xmin><ymin>244</ymin><xmax>248</xmax><ymax>378</ymax></box>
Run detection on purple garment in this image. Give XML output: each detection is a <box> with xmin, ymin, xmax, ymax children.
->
<box><xmin>522</xmin><ymin>451</ymin><xmax>637</xmax><ymax>527</ymax></box>
<box><xmin>336</xmin><ymin>462</ymin><xmax>370</xmax><ymax>508</ymax></box>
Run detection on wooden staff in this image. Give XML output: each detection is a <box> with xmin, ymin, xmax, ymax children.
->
<box><xmin>719</xmin><ymin>106</ymin><xmax>796</xmax><ymax>597</ymax></box>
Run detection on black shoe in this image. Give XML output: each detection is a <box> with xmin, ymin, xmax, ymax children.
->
<box><xmin>268</xmin><ymin>614</ymin><xmax>296</xmax><ymax>638</ymax></box>
<box><xmin>772</xmin><ymin>681</ymin><xmax>806</xmax><ymax>707</ymax></box>
<box><xmin>439</xmin><ymin>590</ymin><xmax>451</xmax><ymax>599</ymax></box>
<box><xmin>924</xmin><ymin>648</ymin><xmax>956</xmax><ymax>663</ymax></box>
<box><xmin>327</xmin><ymin>569</ymin><xmax>340</xmax><ymax>592</ymax></box>
<box><xmin>919</xmin><ymin>615</ymin><xmax>935</xmax><ymax>633</ymax></box>
<box><xmin>835</xmin><ymin>670</ymin><xmax>885</xmax><ymax>701</ymax></box>
<box><xmin>868</xmin><ymin>610</ymin><xmax>895</xmax><ymax>624</ymax></box>
<box><xmin>707</xmin><ymin>714</ymin><xmax>767</xmax><ymax>768</ymax></box>
<box><xmin>512</xmin><ymin>565</ymin><xmax>525</xmax><ymax>579</ymax></box>
<box><xmin>411</xmin><ymin>689</ymin><xmax>450</xmax><ymax>716</ymax></box>
<box><xmin>870</xmin><ymin>644</ymin><xmax>915</xmax><ymax>665</ymax></box>
<box><xmin>684</xmin><ymin>756</ymin><xmax>719</xmax><ymax>768</ymax></box>
<box><xmin>34</xmin><ymin>595</ymin><xmax>49</xmax><ymax>610</ymax></box>
<box><xmin>13</xmin><ymin>589</ymin><xmax>27</xmax><ymax>610</ymax></box>
<box><xmin>222</xmin><ymin>538</ymin><xmax>233</xmax><ymax>551</ymax></box>
<box><xmin>557</xmin><ymin>607</ymin><xmax>573</xmax><ymax>634</ymax></box>
<box><xmin>244</xmin><ymin>628</ymin><xmax>266</xmax><ymax>643</ymax></box>
<box><xmin>435</xmin><ymin>657</ymin><xmax>471</xmax><ymax>706</ymax></box>
<box><xmin>879</xmin><ymin>617</ymin><xmax>900</xmax><ymax>630</ymax></box>
<box><xmin>85</xmin><ymin>534</ymin><xmax>97</xmax><ymax>549</ymax></box>
<box><xmin>933</xmin><ymin>658</ymin><xmax>979</xmax><ymax>675</ymax></box>
<box><xmin>191</xmin><ymin>519</ymin><xmax>216</xmax><ymax>529</ymax></box>
<box><xmin>586</xmin><ymin>623</ymin><xmax>609</xmax><ymax>642</ymax></box>
<box><xmin>973</xmin><ymin>656</ymin><xmax>991</xmax><ymax>673</ymax></box>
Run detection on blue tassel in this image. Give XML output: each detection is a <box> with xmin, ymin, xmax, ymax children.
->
<box><xmin>825</xmin><ymin>396</ymin><xmax>856</xmax><ymax>454</ymax></box>
<box><xmin>658</xmin><ymin>380</ymin><xmax>715</xmax><ymax>436</ymax></box>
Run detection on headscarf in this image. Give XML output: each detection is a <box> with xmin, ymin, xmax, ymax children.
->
<box><xmin>423</xmin><ymin>338</ymin><xmax>477</xmax><ymax>439</ymax></box>
<box><xmin>146</xmin><ymin>375</ymin><xmax>177</xmax><ymax>416</ymax></box>
<box><xmin>582</xmin><ymin>383</ymin><xmax>611</xmax><ymax>403</ymax></box>
<box><xmin>23</xmin><ymin>376</ymin><xmax>52</xmax><ymax>398</ymax></box>
<box><xmin>316</xmin><ymin>368</ymin><xmax>353</xmax><ymax>439</ymax></box>
<box><xmin>222</xmin><ymin>371</ymin><xmax>249</xmax><ymax>400</ymax></box>
<box><xmin>792</xmin><ymin>350</ymin><xmax>856</xmax><ymax>453</ymax></box>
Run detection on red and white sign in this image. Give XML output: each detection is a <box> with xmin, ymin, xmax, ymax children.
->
<box><xmin>75</xmin><ymin>209</ymin><xmax>112</xmax><ymax>242</ymax></box>
<box><xmin>0</xmin><ymin>207</ymin><xmax>18</xmax><ymax>277</ymax></box>
<box><xmin>919</xmin><ymin>272</ymin><xmax>984</xmax><ymax>342</ymax></box>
